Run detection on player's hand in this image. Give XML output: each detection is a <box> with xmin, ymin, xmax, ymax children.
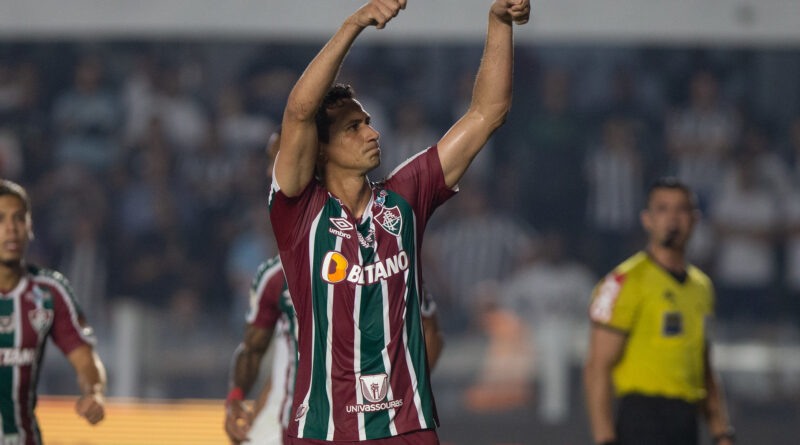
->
<box><xmin>225</xmin><ymin>400</ymin><xmax>254</xmax><ymax>443</ymax></box>
<box><xmin>350</xmin><ymin>0</ymin><xmax>407</xmax><ymax>30</ymax></box>
<box><xmin>75</xmin><ymin>393</ymin><xmax>105</xmax><ymax>425</ymax></box>
<box><xmin>491</xmin><ymin>0</ymin><xmax>531</xmax><ymax>25</ymax></box>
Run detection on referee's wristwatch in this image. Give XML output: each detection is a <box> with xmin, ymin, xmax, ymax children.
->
<box><xmin>713</xmin><ymin>427</ymin><xmax>736</xmax><ymax>444</ymax></box>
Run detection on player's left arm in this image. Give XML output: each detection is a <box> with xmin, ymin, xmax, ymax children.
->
<box><xmin>67</xmin><ymin>344</ymin><xmax>106</xmax><ymax>425</ymax></box>
<box><xmin>701</xmin><ymin>342</ymin><xmax>735</xmax><ymax>445</ymax></box>
<box><xmin>437</xmin><ymin>0</ymin><xmax>530</xmax><ymax>188</ymax></box>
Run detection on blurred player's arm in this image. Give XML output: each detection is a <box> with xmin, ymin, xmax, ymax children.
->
<box><xmin>584</xmin><ymin>325</ymin><xmax>626</xmax><ymax>444</ymax></box>
<box><xmin>276</xmin><ymin>0</ymin><xmax>407</xmax><ymax>197</ymax></box>
<box><xmin>67</xmin><ymin>344</ymin><xmax>106</xmax><ymax>426</ymax></box>
<box><xmin>225</xmin><ymin>324</ymin><xmax>273</xmax><ymax>443</ymax></box>
<box><xmin>437</xmin><ymin>0</ymin><xmax>529</xmax><ymax>188</ymax></box>
<box><xmin>422</xmin><ymin>313</ymin><xmax>444</xmax><ymax>370</ymax></box>
<box><xmin>701</xmin><ymin>342</ymin><xmax>734</xmax><ymax>445</ymax></box>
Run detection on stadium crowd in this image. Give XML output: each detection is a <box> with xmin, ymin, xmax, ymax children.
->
<box><xmin>1</xmin><ymin>43</ymin><xmax>799</xmax><ymax>403</ymax></box>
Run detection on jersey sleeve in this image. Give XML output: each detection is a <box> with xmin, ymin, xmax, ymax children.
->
<box><xmin>246</xmin><ymin>259</ymin><xmax>285</xmax><ymax>330</ymax></box>
<box><xmin>46</xmin><ymin>273</ymin><xmax>97</xmax><ymax>355</ymax></box>
<box><xmin>383</xmin><ymin>145</ymin><xmax>457</xmax><ymax>224</ymax></box>
<box><xmin>268</xmin><ymin>167</ymin><xmax>329</xmax><ymax>251</ymax></box>
<box><xmin>589</xmin><ymin>271</ymin><xmax>639</xmax><ymax>333</ymax></box>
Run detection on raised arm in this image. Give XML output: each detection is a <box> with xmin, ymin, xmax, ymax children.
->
<box><xmin>437</xmin><ymin>0</ymin><xmax>530</xmax><ymax>188</ymax></box>
<box><xmin>67</xmin><ymin>344</ymin><xmax>106</xmax><ymax>426</ymax></box>
<box><xmin>276</xmin><ymin>0</ymin><xmax>407</xmax><ymax>197</ymax></box>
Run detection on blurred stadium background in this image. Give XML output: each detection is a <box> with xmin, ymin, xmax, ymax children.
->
<box><xmin>2</xmin><ymin>0</ymin><xmax>800</xmax><ymax>443</ymax></box>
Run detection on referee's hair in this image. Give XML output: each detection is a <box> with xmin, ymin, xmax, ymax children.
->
<box><xmin>0</xmin><ymin>179</ymin><xmax>31</xmax><ymax>214</ymax></box>
<box><xmin>645</xmin><ymin>177</ymin><xmax>698</xmax><ymax>209</ymax></box>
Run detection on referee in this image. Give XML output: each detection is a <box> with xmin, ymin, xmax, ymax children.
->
<box><xmin>584</xmin><ymin>178</ymin><xmax>734</xmax><ymax>445</ymax></box>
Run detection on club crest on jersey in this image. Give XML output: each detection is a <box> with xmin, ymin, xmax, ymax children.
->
<box><xmin>375</xmin><ymin>205</ymin><xmax>402</xmax><ymax>236</ymax></box>
<box><xmin>359</xmin><ymin>373</ymin><xmax>389</xmax><ymax>403</ymax></box>
<box><xmin>25</xmin><ymin>285</ymin><xmax>53</xmax><ymax>304</ymax></box>
<box><xmin>28</xmin><ymin>308</ymin><xmax>54</xmax><ymax>334</ymax></box>
<box><xmin>0</xmin><ymin>316</ymin><xmax>14</xmax><ymax>334</ymax></box>
<box><xmin>329</xmin><ymin>217</ymin><xmax>353</xmax><ymax>239</ymax></box>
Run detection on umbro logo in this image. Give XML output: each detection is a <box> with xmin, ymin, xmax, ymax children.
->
<box><xmin>329</xmin><ymin>217</ymin><xmax>353</xmax><ymax>239</ymax></box>
<box><xmin>329</xmin><ymin>217</ymin><xmax>354</xmax><ymax>231</ymax></box>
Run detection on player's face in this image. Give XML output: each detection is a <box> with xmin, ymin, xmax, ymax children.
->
<box><xmin>641</xmin><ymin>188</ymin><xmax>697</xmax><ymax>251</ymax></box>
<box><xmin>322</xmin><ymin>99</ymin><xmax>381</xmax><ymax>175</ymax></box>
<box><xmin>0</xmin><ymin>195</ymin><xmax>31</xmax><ymax>266</ymax></box>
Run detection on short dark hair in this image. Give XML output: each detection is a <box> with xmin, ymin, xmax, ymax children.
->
<box><xmin>646</xmin><ymin>177</ymin><xmax>697</xmax><ymax>209</ymax></box>
<box><xmin>315</xmin><ymin>84</ymin><xmax>356</xmax><ymax>143</ymax></box>
<box><xmin>0</xmin><ymin>179</ymin><xmax>31</xmax><ymax>214</ymax></box>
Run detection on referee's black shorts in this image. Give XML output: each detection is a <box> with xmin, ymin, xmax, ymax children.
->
<box><xmin>616</xmin><ymin>394</ymin><xmax>699</xmax><ymax>445</ymax></box>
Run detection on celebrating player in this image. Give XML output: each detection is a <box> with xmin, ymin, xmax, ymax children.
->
<box><xmin>269</xmin><ymin>0</ymin><xmax>529</xmax><ymax>442</ymax></box>
<box><xmin>224</xmin><ymin>130</ymin><xmax>445</xmax><ymax>444</ymax></box>
<box><xmin>0</xmin><ymin>180</ymin><xmax>106</xmax><ymax>445</ymax></box>
<box><xmin>584</xmin><ymin>178</ymin><xmax>734</xmax><ymax>445</ymax></box>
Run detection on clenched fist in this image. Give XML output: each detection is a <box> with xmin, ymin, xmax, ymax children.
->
<box><xmin>75</xmin><ymin>393</ymin><xmax>105</xmax><ymax>425</ymax></box>
<box><xmin>350</xmin><ymin>0</ymin><xmax>408</xmax><ymax>30</ymax></box>
<box><xmin>491</xmin><ymin>0</ymin><xmax>531</xmax><ymax>25</ymax></box>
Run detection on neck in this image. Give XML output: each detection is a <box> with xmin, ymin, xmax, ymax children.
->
<box><xmin>647</xmin><ymin>244</ymin><xmax>686</xmax><ymax>273</ymax></box>
<box><xmin>0</xmin><ymin>262</ymin><xmax>23</xmax><ymax>293</ymax></box>
<box><xmin>324</xmin><ymin>171</ymin><xmax>372</xmax><ymax>219</ymax></box>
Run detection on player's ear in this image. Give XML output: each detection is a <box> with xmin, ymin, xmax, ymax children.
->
<box><xmin>639</xmin><ymin>208</ymin><xmax>650</xmax><ymax>231</ymax></box>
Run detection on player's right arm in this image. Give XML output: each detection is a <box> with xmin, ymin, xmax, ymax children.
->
<box><xmin>225</xmin><ymin>324</ymin><xmax>274</xmax><ymax>443</ymax></box>
<box><xmin>276</xmin><ymin>0</ymin><xmax>407</xmax><ymax>197</ymax></box>
<box><xmin>584</xmin><ymin>325</ymin><xmax>626</xmax><ymax>444</ymax></box>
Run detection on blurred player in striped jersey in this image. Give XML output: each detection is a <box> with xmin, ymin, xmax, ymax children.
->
<box><xmin>270</xmin><ymin>1</ymin><xmax>529</xmax><ymax>442</ymax></box>
<box><xmin>224</xmin><ymin>131</ymin><xmax>443</xmax><ymax>444</ymax></box>
<box><xmin>0</xmin><ymin>180</ymin><xmax>106</xmax><ymax>445</ymax></box>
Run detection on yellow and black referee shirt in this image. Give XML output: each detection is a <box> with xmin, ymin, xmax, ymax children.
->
<box><xmin>589</xmin><ymin>251</ymin><xmax>713</xmax><ymax>403</ymax></box>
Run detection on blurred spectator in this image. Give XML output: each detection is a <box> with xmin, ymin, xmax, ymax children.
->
<box><xmin>516</xmin><ymin>68</ymin><xmax>586</xmax><ymax>230</ymax></box>
<box><xmin>428</xmin><ymin>185</ymin><xmax>534</xmax><ymax>316</ymax></box>
<box><xmin>122</xmin><ymin>52</ymin><xmax>159</xmax><ymax>148</ymax></box>
<box><xmin>502</xmin><ymin>231</ymin><xmax>595</xmax><ymax>424</ymax></box>
<box><xmin>783</xmin><ymin>116</ymin><xmax>800</xmax><ymax>319</ymax></box>
<box><xmin>583</xmin><ymin>117</ymin><xmax>644</xmax><ymax>270</ymax></box>
<box><xmin>711</xmin><ymin>149</ymin><xmax>781</xmax><ymax>318</ymax></box>
<box><xmin>52</xmin><ymin>55</ymin><xmax>120</xmax><ymax>171</ymax></box>
<box><xmin>0</xmin><ymin>129</ymin><xmax>23</xmax><ymax>180</ymax></box>
<box><xmin>226</xmin><ymin>202</ymin><xmax>277</xmax><ymax>324</ymax></box>
<box><xmin>216</xmin><ymin>85</ymin><xmax>274</xmax><ymax>156</ymax></box>
<box><xmin>153</xmin><ymin>64</ymin><xmax>209</xmax><ymax>152</ymax></box>
<box><xmin>665</xmin><ymin>69</ymin><xmax>739</xmax><ymax>206</ymax></box>
<box><xmin>376</xmin><ymin>100</ymin><xmax>438</xmax><ymax>179</ymax></box>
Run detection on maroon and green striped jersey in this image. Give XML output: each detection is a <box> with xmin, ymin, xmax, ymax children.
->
<box><xmin>246</xmin><ymin>256</ymin><xmax>297</xmax><ymax>429</ymax></box>
<box><xmin>0</xmin><ymin>265</ymin><xmax>96</xmax><ymax>445</ymax></box>
<box><xmin>268</xmin><ymin>146</ymin><xmax>455</xmax><ymax>441</ymax></box>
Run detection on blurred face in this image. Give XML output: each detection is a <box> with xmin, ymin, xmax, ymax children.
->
<box><xmin>641</xmin><ymin>188</ymin><xmax>697</xmax><ymax>251</ymax></box>
<box><xmin>321</xmin><ymin>99</ymin><xmax>381</xmax><ymax>175</ymax></box>
<box><xmin>0</xmin><ymin>195</ymin><xmax>31</xmax><ymax>266</ymax></box>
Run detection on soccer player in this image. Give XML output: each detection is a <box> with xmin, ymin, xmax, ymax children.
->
<box><xmin>0</xmin><ymin>180</ymin><xmax>106</xmax><ymax>444</ymax></box>
<box><xmin>224</xmin><ymin>131</ymin><xmax>445</xmax><ymax>444</ymax></box>
<box><xmin>269</xmin><ymin>0</ymin><xmax>530</xmax><ymax>442</ymax></box>
<box><xmin>584</xmin><ymin>178</ymin><xmax>734</xmax><ymax>445</ymax></box>
<box><xmin>224</xmin><ymin>256</ymin><xmax>444</xmax><ymax>445</ymax></box>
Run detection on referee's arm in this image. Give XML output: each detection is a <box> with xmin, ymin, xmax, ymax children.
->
<box><xmin>584</xmin><ymin>324</ymin><xmax>627</xmax><ymax>445</ymax></box>
<box><xmin>701</xmin><ymin>342</ymin><xmax>735</xmax><ymax>445</ymax></box>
